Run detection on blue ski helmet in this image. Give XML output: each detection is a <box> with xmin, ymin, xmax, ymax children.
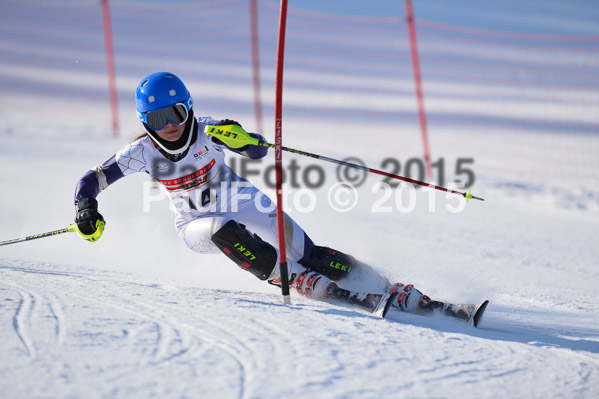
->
<box><xmin>135</xmin><ymin>72</ymin><xmax>196</xmax><ymax>155</ymax></box>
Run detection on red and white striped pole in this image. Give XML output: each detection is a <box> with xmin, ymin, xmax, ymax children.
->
<box><xmin>405</xmin><ymin>0</ymin><xmax>431</xmax><ymax>177</ymax></box>
<box><xmin>101</xmin><ymin>0</ymin><xmax>119</xmax><ymax>139</ymax></box>
<box><xmin>250</xmin><ymin>0</ymin><xmax>264</xmax><ymax>134</ymax></box>
<box><xmin>274</xmin><ymin>0</ymin><xmax>290</xmax><ymax>304</ymax></box>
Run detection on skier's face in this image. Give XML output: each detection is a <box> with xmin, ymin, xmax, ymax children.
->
<box><xmin>155</xmin><ymin>120</ymin><xmax>185</xmax><ymax>142</ymax></box>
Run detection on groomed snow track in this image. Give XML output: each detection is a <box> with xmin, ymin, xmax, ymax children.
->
<box><xmin>1</xmin><ymin>260</ymin><xmax>597</xmax><ymax>399</ymax></box>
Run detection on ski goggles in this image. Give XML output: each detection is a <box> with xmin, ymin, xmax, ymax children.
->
<box><xmin>138</xmin><ymin>100</ymin><xmax>192</xmax><ymax>131</ymax></box>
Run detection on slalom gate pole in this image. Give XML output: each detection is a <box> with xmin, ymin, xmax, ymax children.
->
<box><xmin>405</xmin><ymin>0</ymin><xmax>432</xmax><ymax>178</ymax></box>
<box><xmin>274</xmin><ymin>0</ymin><xmax>291</xmax><ymax>304</ymax></box>
<box><xmin>101</xmin><ymin>0</ymin><xmax>119</xmax><ymax>139</ymax></box>
<box><xmin>260</xmin><ymin>141</ymin><xmax>485</xmax><ymax>201</ymax></box>
<box><xmin>0</xmin><ymin>225</ymin><xmax>77</xmax><ymax>247</ymax></box>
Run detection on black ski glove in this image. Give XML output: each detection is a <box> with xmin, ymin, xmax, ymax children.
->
<box><xmin>211</xmin><ymin>119</ymin><xmax>249</xmax><ymax>151</ymax></box>
<box><xmin>217</xmin><ymin>119</ymin><xmax>241</xmax><ymax>127</ymax></box>
<box><xmin>75</xmin><ymin>198</ymin><xmax>105</xmax><ymax>235</ymax></box>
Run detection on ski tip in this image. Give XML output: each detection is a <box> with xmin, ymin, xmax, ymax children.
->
<box><xmin>472</xmin><ymin>300</ymin><xmax>489</xmax><ymax>328</ymax></box>
<box><xmin>381</xmin><ymin>292</ymin><xmax>399</xmax><ymax>319</ymax></box>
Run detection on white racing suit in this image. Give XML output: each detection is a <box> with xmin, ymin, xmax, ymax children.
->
<box><xmin>75</xmin><ymin>116</ymin><xmax>311</xmax><ymax>267</ymax></box>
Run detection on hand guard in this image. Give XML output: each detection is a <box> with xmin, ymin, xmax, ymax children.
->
<box><xmin>205</xmin><ymin>120</ymin><xmax>260</xmax><ymax>150</ymax></box>
<box><xmin>74</xmin><ymin>198</ymin><xmax>105</xmax><ymax>242</ymax></box>
<box><xmin>217</xmin><ymin>119</ymin><xmax>241</xmax><ymax>127</ymax></box>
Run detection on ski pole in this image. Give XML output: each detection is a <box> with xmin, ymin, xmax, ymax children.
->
<box><xmin>0</xmin><ymin>224</ymin><xmax>78</xmax><ymax>247</ymax></box>
<box><xmin>206</xmin><ymin>125</ymin><xmax>485</xmax><ymax>202</ymax></box>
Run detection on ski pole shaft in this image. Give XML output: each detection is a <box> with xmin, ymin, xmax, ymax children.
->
<box><xmin>258</xmin><ymin>142</ymin><xmax>485</xmax><ymax>201</ymax></box>
<box><xmin>0</xmin><ymin>224</ymin><xmax>77</xmax><ymax>247</ymax></box>
<box><xmin>203</xmin><ymin>124</ymin><xmax>485</xmax><ymax>201</ymax></box>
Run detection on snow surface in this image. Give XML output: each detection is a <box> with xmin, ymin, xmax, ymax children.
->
<box><xmin>1</xmin><ymin>1</ymin><xmax>599</xmax><ymax>398</ymax></box>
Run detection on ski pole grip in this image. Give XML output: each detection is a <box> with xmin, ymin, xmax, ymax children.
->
<box><xmin>204</xmin><ymin>124</ymin><xmax>260</xmax><ymax>149</ymax></box>
<box><xmin>71</xmin><ymin>220</ymin><xmax>105</xmax><ymax>242</ymax></box>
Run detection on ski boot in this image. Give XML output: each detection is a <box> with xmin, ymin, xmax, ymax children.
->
<box><xmin>388</xmin><ymin>283</ymin><xmax>473</xmax><ymax>322</ymax></box>
<box><xmin>388</xmin><ymin>283</ymin><xmax>432</xmax><ymax>313</ymax></box>
<box><xmin>269</xmin><ymin>262</ymin><xmax>383</xmax><ymax>312</ymax></box>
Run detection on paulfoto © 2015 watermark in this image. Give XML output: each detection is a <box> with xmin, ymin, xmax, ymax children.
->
<box><xmin>227</xmin><ymin>156</ymin><xmax>476</xmax><ymax>190</ymax></box>
<box><xmin>142</xmin><ymin>156</ymin><xmax>477</xmax><ymax>214</ymax></box>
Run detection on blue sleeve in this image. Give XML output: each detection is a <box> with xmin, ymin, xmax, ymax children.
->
<box><xmin>229</xmin><ymin>132</ymin><xmax>268</xmax><ymax>159</ymax></box>
<box><xmin>74</xmin><ymin>155</ymin><xmax>126</xmax><ymax>204</ymax></box>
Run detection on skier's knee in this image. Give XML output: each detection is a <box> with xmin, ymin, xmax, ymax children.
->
<box><xmin>181</xmin><ymin>217</ymin><xmax>231</xmax><ymax>254</ymax></box>
<box><xmin>211</xmin><ymin>220</ymin><xmax>277</xmax><ymax>280</ymax></box>
<box><xmin>307</xmin><ymin>246</ymin><xmax>356</xmax><ymax>280</ymax></box>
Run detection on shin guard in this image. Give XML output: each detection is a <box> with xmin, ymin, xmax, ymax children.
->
<box><xmin>211</xmin><ymin>220</ymin><xmax>277</xmax><ymax>280</ymax></box>
<box><xmin>308</xmin><ymin>246</ymin><xmax>356</xmax><ymax>280</ymax></box>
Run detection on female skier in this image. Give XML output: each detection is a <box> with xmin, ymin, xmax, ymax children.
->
<box><xmin>73</xmin><ymin>71</ymin><xmax>458</xmax><ymax>318</ymax></box>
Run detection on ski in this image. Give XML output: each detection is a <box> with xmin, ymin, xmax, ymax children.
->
<box><xmin>374</xmin><ymin>291</ymin><xmax>399</xmax><ymax>319</ymax></box>
<box><xmin>472</xmin><ymin>300</ymin><xmax>489</xmax><ymax>328</ymax></box>
<box><xmin>382</xmin><ymin>298</ymin><xmax>490</xmax><ymax>328</ymax></box>
<box><xmin>328</xmin><ymin>286</ymin><xmax>385</xmax><ymax>313</ymax></box>
<box><xmin>322</xmin><ymin>284</ymin><xmax>397</xmax><ymax>316</ymax></box>
<box><xmin>302</xmin><ymin>280</ymin><xmax>490</xmax><ymax>328</ymax></box>
<box><xmin>423</xmin><ymin>299</ymin><xmax>490</xmax><ymax>327</ymax></box>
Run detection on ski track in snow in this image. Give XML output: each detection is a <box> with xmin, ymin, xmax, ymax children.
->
<box><xmin>7</xmin><ymin>281</ymin><xmax>38</xmax><ymax>358</ymax></box>
<box><xmin>0</xmin><ymin>261</ymin><xmax>597</xmax><ymax>399</ymax></box>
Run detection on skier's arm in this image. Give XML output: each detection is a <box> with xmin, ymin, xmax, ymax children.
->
<box><xmin>73</xmin><ymin>141</ymin><xmax>147</xmax><ymax>241</ymax></box>
<box><xmin>230</xmin><ymin>132</ymin><xmax>267</xmax><ymax>159</ymax></box>
<box><xmin>73</xmin><ymin>155</ymin><xmax>125</xmax><ymax>242</ymax></box>
<box><xmin>74</xmin><ymin>155</ymin><xmax>125</xmax><ymax>204</ymax></box>
<box><xmin>209</xmin><ymin>119</ymin><xmax>267</xmax><ymax>160</ymax></box>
